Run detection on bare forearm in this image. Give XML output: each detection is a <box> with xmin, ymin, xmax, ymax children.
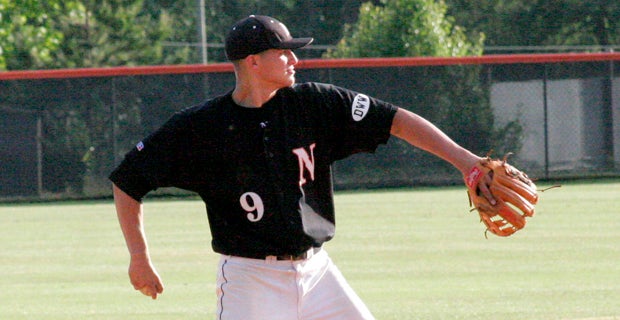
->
<box><xmin>112</xmin><ymin>183</ymin><xmax>164</xmax><ymax>299</ymax></box>
<box><xmin>390</xmin><ymin>108</ymin><xmax>480</xmax><ymax>174</ymax></box>
<box><xmin>113</xmin><ymin>184</ymin><xmax>149</xmax><ymax>256</ymax></box>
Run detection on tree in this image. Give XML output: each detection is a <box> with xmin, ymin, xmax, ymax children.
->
<box><xmin>140</xmin><ymin>0</ymin><xmax>305</xmax><ymax>62</ymax></box>
<box><xmin>445</xmin><ymin>0</ymin><xmax>620</xmax><ymax>49</ymax></box>
<box><xmin>325</xmin><ymin>0</ymin><xmax>484</xmax><ymax>58</ymax></box>
<box><xmin>0</xmin><ymin>0</ymin><xmax>177</xmax><ymax>70</ymax></box>
<box><xmin>60</xmin><ymin>0</ymin><xmax>174</xmax><ymax>68</ymax></box>
<box><xmin>140</xmin><ymin>0</ymin><xmax>384</xmax><ymax>63</ymax></box>
<box><xmin>0</xmin><ymin>0</ymin><xmax>69</xmax><ymax>70</ymax></box>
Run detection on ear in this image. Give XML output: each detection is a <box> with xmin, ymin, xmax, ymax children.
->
<box><xmin>245</xmin><ymin>54</ymin><xmax>260</xmax><ymax>69</ymax></box>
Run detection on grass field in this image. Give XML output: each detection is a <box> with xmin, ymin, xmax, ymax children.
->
<box><xmin>1</xmin><ymin>180</ymin><xmax>619</xmax><ymax>319</ymax></box>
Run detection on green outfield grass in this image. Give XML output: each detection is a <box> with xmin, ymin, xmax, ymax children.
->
<box><xmin>1</xmin><ymin>180</ymin><xmax>619</xmax><ymax>320</ymax></box>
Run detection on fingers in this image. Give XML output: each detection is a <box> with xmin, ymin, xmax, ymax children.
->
<box><xmin>138</xmin><ymin>282</ymin><xmax>164</xmax><ymax>299</ymax></box>
<box><xmin>478</xmin><ymin>174</ymin><xmax>496</xmax><ymax>205</ymax></box>
<box><xmin>129</xmin><ymin>256</ymin><xmax>164</xmax><ymax>299</ymax></box>
<box><xmin>139</xmin><ymin>286</ymin><xmax>155</xmax><ymax>299</ymax></box>
<box><xmin>464</xmin><ymin>162</ymin><xmax>495</xmax><ymax>206</ymax></box>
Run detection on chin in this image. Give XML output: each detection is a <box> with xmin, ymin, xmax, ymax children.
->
<box><xmin>283</xmin><ymin>77</ymin><xmax>296</xmax><ymax>87</ymax></box>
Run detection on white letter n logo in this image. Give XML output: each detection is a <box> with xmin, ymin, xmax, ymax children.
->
<box><xmin>292</xmin><ymin>143</ymin><xmax>316</xmax><ymax>186</ymax></box>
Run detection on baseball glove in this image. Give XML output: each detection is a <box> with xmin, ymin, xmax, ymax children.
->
<box><xmin>464</xmin><ymin>153</ymin><xmax>538</xmax><ymax>237</ymax></box>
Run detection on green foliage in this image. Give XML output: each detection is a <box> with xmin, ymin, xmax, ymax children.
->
<box><xmin>3</xmin><ymin>0</ymin><xmax>620</xmax><ymax>70</ymax></box>
<box><xmin>446</xmin><ymin>0</ymin><xmax>620</xmax><ymax>48</ymax></box>
<box><xmin>326</xmin><ymin>0</ymin><xmax>484</xmax><ymax>58</ymax></box>
<box><xmin>146</xmin><ymin>0</ymin><xmax>385</xmax><ymax>61</ymax></box>
<box><xmin>0</xmin><ymin>0</ymin><xmax>66</xmax><ymax>70</ymax></box>
<box><xmin>141</xmin><ymin>0</ymin><xmax>203</xmax><ymax>63</ymax></box>
<box><xmin>0</xmin><ymin>0</ymin><xmax>176</xmax><ymax>70</ymax></box>
<box><xmin>60</xmin><ymin>0</ymin><xmax>173</xmax><ymax>68</ymax></box>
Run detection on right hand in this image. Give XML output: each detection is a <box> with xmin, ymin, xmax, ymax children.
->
<box><xmin>129</xmin><ymin>252</ymin><xmax>164</xmax><ymax>299</ymax></box>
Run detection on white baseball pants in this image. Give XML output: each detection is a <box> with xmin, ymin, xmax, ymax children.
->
<box><xmin>215</xmin><ymin>248</ymin><xmax>374</xmax><ymax>320</ymax></box>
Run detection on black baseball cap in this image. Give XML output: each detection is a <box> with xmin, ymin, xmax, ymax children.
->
<box><xmin>225</xmin><ymin>15</ymin><xmax>314</xmax><ymax>61</ymax></box>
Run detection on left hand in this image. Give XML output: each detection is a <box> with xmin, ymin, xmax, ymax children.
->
<box><xmin>476</xmin><ymin>171</ymin><xmax>496</xmax><ymax>205</ymax></box>
<box><xmin>129</xmin><ymin>252</ymin><xmax>164</xmax><ymax>299</ymax></box>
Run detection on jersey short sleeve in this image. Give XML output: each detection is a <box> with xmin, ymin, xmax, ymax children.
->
<box><xmin>109</xmin><ymin>109</ymin><xmax>197</xmax><ymax>202</ymax></box>
<box><xmin>293</xmin><ymin>83</ymin><xmax>398</xmax><ymax>162</ymax></box>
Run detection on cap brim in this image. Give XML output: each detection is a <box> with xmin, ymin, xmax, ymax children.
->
<box><xmin>277</xmin><ymin>37</ymin><xmax>314</xmax><ymax>50</ymax></box>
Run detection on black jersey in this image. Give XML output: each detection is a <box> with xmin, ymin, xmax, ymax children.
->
<box><xmin>109</xmin><ymin>82</ymin><xmax>398</xmax><ymax>258</ymax></box>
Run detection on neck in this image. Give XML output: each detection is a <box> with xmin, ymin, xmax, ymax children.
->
<box><xmin>230</xmin><ymin>60</ymin><xmax>292</xmax><ymax>108</ymax></box>
<box><xmin>232</xmin><ymin>85</ymin><xmax>277</xmax><ymax>108</ymax></box>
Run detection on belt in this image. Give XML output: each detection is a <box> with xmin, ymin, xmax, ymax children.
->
<box><xmin>269</xmin><ymin>247</ymin><xmax>320</xmax><ymax>261</ymax></box>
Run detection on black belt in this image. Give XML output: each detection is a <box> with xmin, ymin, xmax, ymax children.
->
<box><xmin>272</xmin><ymin>247</ymin><xmax>320</xmax><ymax>261</ymax></box>
<box><xmin>275</xmin><ymin>252</ymin><xmax>309</xmax><ymax>261</ymax></box>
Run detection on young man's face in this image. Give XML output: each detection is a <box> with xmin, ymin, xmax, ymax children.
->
<box><xmin>255</xmin><ymin>49</ymin><xmax>299</xmax><ymax>88</ymax></box>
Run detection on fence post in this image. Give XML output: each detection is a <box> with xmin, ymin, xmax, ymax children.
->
<box><xmin>543</xmin><ymin>64</ymin><xmax>550</xmax><ymax>179</ymax></box>
<box><xmin>112</xmin><ymin>78</ymin><xmax>119</xmax><ymax>166</ymax></box>
<box><xmin>604</xmin><ymin>55</ymin><xmax>615</xmax><ymax>169</ymax></box>
<box><xmin>36</xmin><ymin>114</ymin><xmax>43</xmax><ymax>198</ymax></box>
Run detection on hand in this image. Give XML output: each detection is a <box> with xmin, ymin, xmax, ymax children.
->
<box><xmin>477</xmin><ymin>172</ymin><xmax>496</xmax><ymax>206</ymax></box>
<box><xmin>129</xmin><ymin>253</ymin><xmax>164</xmax><ymax>299</ymax></box>
<box><xmin>463</xmin><ymin>158</ymin><xmax>496</xmax><ymax>206</ymax></box>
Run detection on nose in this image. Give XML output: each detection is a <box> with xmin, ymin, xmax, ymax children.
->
<box><xmin>287</xmin><ymin>50</ymin><xmax>299</xmax><ymax>65</ymax></box>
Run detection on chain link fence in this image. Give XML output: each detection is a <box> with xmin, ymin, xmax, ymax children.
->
<box><xmin>1</xmin><ymin>54</ymin><xmax>619</xmax><ymax>200</ymax></box>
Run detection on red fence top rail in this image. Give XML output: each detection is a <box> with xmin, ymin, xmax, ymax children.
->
<box><xmin>1</xmin><ymin>52</ymin><xmax>619</xmax><ymax>81</ymax></box>
<box><xmin>299</xmin><ymin>52</ymin><xmax>620</xmax><ymax>69</ymax></box>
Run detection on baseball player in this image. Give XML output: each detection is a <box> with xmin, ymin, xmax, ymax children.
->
<box><xmin>111</xmin><ymin>15</ymin><xmax>492</xmax><ymax>319</ymax></box>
